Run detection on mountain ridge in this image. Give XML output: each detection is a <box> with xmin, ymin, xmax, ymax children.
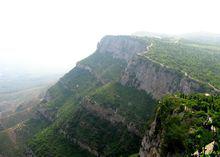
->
<box><xmin>1</xmin><ymin>34</ymin><xmax>220</xmax><ymax>157</ymax></box>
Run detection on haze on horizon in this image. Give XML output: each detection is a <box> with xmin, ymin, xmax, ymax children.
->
<box><xmin>0</xmin><ymin>0</ymin><xmax>220</xmax><ymax>74</ymax></box>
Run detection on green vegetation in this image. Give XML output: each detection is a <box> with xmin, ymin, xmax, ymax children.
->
<box><xmin>0</xmin><ymin>116</ymin><xmax>51</xmax><ymax>157</ymax></box>
<box><xmin>128</xmin><ymin>154</ymin><xmax>139</xmax><ymax>157</ymax></box>
<box><xmin>44</xmin><ymin>83</ymin><xmax>157</xmax><ymax>156</ymax></box>
<box><xmin>15</xmin><ymin>117</ymin><xmax>51</xmax><ymax>143</ymax></box>
<box><xmin>29</xmin><ymin>78</ymin><xmax>153</xmax><ymax>156</ymax></box>
<box><xmin>3</xmin><ymin>35</ymin><xmax>220</xmax><ymax>157</ymax></box>
<box><xmin>144</xmin><ymin>38</ymin><xmax>220</xmax><ymax>89</ymax></box>
<box><xmin>79</xmin><ymin>52</ymin><xmax>127</xmax><ymax>82</ymax></box>
<box><xmin>0</xmin><ymin>130</ymin><xmax>22</xmax><ymax>157</ymax></box>
<box><xmin>42</xmin><ymin>68</ymin><xmax>102</xmax><ymax>119</ymax></box>
<box><xmin>59</xmin><ymin>108</ymin><xmax>140</xmax><ymax>157</ymax></box>
<box><xmin>0</xmin><ymin>84</ymin><xmax>52</xmax><ymax>156</ymax></box>
<box><xmin>31</xmin><ymin>82</ymin><xmax>150</xmax><ymax>156</ymax></box>
<box><xmin>90</xmin><ymin>82</ymin><xmax>156</xmax><ymax>133</ymax></box>
<box><xmin>0</xmin><ymin>109</ymin><xmax>34</xmax><ymax>129</ymax></box>
<box><xmin>29</xmin><ymin>126</ymin><xmax>94</xmax><ymax>157</ymax></box>
<box><xmin>59</xmin><ymin>67</ymin><xmax>102</xmax><ymax>96</ymax></box>
<box><xmin>26</xmin><ymin>50</ymin><xmax>132</xmax><ymax>157</ymax></box>
<box><xmin>156</xmin><ymin>94</ymin><xmax>220</xmax><ymax>156</ymax></box>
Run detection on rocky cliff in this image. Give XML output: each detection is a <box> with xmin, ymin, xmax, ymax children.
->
<box><xmin>121</xmin><ymin>55</ymin><xmax>211</xmax><ymax>99</ymax></box>
<box><xmin>18</xmin><ymin>35</ymin><xmax>219</xmax><ymax>157</ymax></box>
<box><xmin>97</xmin><ymin>35</ymin><xmax>147</xmax><ymax>61</ymax></box>
<box><xmin>139</xmin><ymin>110</ymin><xmax>162</xmax><ymax>157</ymax></box>
<box><xmin>27</xmin><ymin>36</ymin><xmax>151</xmax><ymax>157</ymax></box>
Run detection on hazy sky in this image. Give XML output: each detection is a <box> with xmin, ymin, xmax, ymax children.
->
<box><xmin>0</xmin><ymin>0</ymin><xmax>220</xmax><ymax>73</ymax></box>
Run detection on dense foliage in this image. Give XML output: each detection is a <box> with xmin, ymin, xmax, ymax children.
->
<box><xmin>145</xmin><ymin>38</ymin><xmax>220</xmax><ymax>89</ymax></box>
<box><xmin>28</xmin><ymin>126</ymin><xmax>94</xmax><ymax>157</ymax></box>
<box><xmin>50</xmin><ymin>83</ymin><xmax>156</xmax><ymax>156</ymax></box>
<box><xmin>26</xmin><ymin>49</ymin><xmax>146</xmax><ymax>156</ymax></box>
<box><xmin>90</xmin><ymin>82</ymin><xmax>156</xmax><ymax>133</ymax></box>
<box><xmin>156</xmin><ymin>94</ymin><xmax>220</xmax><ymax>156</ymax></box>
<box><xmin>60</xmin><ymin>108</ymin><xmax>140</xmax><ymax>157</ymax></box>
<box><xmin>79</xmin><ymin>52</ymin><xmax>127</xmax><ymax>82</ymax></box>
<box><xmin>0</xmin><ymin>116</ymin><xmax>50</xmax><ymax>157</ymax></box>
<box><xmin>0</xmin><ymin>131</ymin><xmax>22</xmax><ymax>156</ymax></box>
<box><xmin>2</xmin><ymin>35</ymin><xmax>220</xmax><ymax>157</ymax></box>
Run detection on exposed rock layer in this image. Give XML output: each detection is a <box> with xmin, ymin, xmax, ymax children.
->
<box><xmin>97</xmin><ymin>35</ymin><xmax>147</xmax><ymax>61</ymax></box>
<box><xmin>121</xmin><ymin>56</ymin><xmax>211</xmax><ymax>99</ymax></box>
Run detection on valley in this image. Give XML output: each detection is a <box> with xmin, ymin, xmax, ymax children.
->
<box><xmin>0</xmin><ymin>71</ymin><xmax>60</xmax><ymax>157</ymax></box>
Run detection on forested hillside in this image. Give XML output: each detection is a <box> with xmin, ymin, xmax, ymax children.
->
<box><xmin>145</xmin><ymin>38</ymin><xmax>220</xmax><ymax>90</ymax></box>
<box><xmin>140</xmin><ymin>93</ymin><xmax>220</xmax><ymax>156</ymax></box>
<box><xmin>0</xmin><ymin>35</ymin><xmax>220</xmax><ymax>157</ymax></box>
<box><xmin>25</xmin><ymin>36</ymin><xmax>156</xmax><ymax>157</ymax></box>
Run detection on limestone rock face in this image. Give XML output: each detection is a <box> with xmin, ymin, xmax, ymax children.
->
<box><xmin>139</xmin><ymin>111</ymin><xmax>177</xmax><ymax>157</ymax></box>
<box><xmin>139</xmin><ymin>118</ymin><xmax>161</xmax><ymax>157</ymax></box>
<box><xmin>97</xmin><ymin>35</ymin><xmax>147</xmax><ymax>61</ymax></box>
<box><xmin>121</xmin><ymin>56</ymin><xmax>210</xmax><ymax>99</ymax></box>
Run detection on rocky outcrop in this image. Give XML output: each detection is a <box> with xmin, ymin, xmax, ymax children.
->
<box><xmin>36</xmin><ymin>108</ymin><xmax>55</xmax><ymax>122</ymax></box>
<box><xmin>139</xmin><ymin>116</ymin><xmax>161</xmax><ymax>157</ymax></box>
<box><xmin>97</xmin><ymin>35</ymin><xmax>147</xmax><ymax>62</ymax></box>
<box><xmin>121</xmin><ymin>56</ymin><xmax>211</xmax><ymax>99</ymax></box>
<box><xmin>27</xmin><ymin>36</ymin><xmax>218</xmax><ymax>157</ymax></box>
<box><xmin>81</xmin><ymin>97</ymin><xmax>125</xmax><ymax>124</ymax></box>
<box><xmin>139</xmin><ymin>110</ymin><xmax>177</xmax><ymax>157</ymax></box>
<box><xmin>81</xmin><ymin>97</ymin><xmax>141</xmax><ymax>136</ymax></box>
<box><xmin>59</xmin><ymin>129</ymin><xmax>101</xmax><ymax>157</ymax></box>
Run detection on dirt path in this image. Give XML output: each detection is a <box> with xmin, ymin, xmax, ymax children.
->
<box><xmin>139</xmin><ymin>42</ymin><xmax>220</xmax><ymax>93</ymax></box>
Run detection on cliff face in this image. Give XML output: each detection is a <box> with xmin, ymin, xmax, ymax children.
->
<box><xmin>121</xmin><ymin>56</ymin><xmax>210</xmax><ymax>99</ymax></box>
<box><xmin>26</xmin><ymin>35</ymin><xmax>218</xmax><ymax>157</ymax></box>
<box><xmin>97</xmin><ymin>36</ymin><xmax>147</xmax><ymax>61</ymax></box>
<box><xmin>29</xmin><ymin>36</ymin><xmax>150</xmax><ymax>157</ymax></box>
<box><xmin>139</xmin><ymin>118</ymin><xmax>161</xmax><ymax>157</ymax></box>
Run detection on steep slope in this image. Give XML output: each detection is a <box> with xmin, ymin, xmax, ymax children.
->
<box><xmin>56</xmin><ymin>83</ymin><xmax>156</xmax><ymax>156</ymax></box>
<box><xmin>27</xmin><ymin>36</ymin><xmax>218</xmax><ymax>156</ymax></box>
<box><xmin>96</xmin><ymin>35</ymin><xmax>147</xmax><ymax>62</ymax></box>
<box><xmin>89</xmin><ymin>83</ymin><xmax>156</xmax><ymax>134</ymax></box>
<box><xmin>145</xmin><ymin>38</ymin><xmax>220</xmax><ymax>89</ymax></box>
<box><xmin>140</xmin><ymin>93</ymin><xmax>220</xmax><ymax>157</ymax></box>
<box><xmin>3</xmin><ymin>35</ymin><xmax>219</xmax><ymax>157</ymax></box>
<box><xmin>25</xmin><ymin>35</ymin><xmax>154</xmax><ymax>157</ymax></box>
<box><xmin>121</xmin><ymin>55</ymin><xmax>211</xmax><ymax>99</ymax></box>
<box><xmin>0</xmin><ymin>114</ymin><xmax>50</xmax><ymax>157</ymax></box>
<box><xmin>121</xmin><ymin>37</ymin><xmax>219</xmax><ymax>99</ymax></box>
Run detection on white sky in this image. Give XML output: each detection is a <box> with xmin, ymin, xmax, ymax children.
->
<box><xmin>0</xmin><ymin>0</ymin><xmax>220</xmax><ymax>74</ymax></box>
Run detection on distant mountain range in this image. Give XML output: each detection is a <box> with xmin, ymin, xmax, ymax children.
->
<box><xmin>133</xmin><ymin>31</ymin><xmax>220</xmax><ymax>45</ymax></box>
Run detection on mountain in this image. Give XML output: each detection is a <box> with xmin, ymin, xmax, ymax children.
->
<box><xmin>27</xmin><ymin>36</ymin><xmax>155</xmax><ymax>157</ymax></box>
<box><xmin>121</xmin><ymin>37</ymin><xmax>220</xmax><ymax>98</ymax></box>
<box><xmin>0</xmin><ymin>34</ymin><xmax>220</xmax><ymax>157</ymax></box>
<box><xmin>133</xmin><ymin>31</ymin><xmax>220</xmax><ymax>45</ymax></box>
<box><xmin>140</xmin><ymin>93</ymin><xmax>220</xmax><ymax>157</ymax></box>
<box><xmin>180</xmin><ymin>32</ymin><xmax>220</xmax><ymax>45</ymax></box>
